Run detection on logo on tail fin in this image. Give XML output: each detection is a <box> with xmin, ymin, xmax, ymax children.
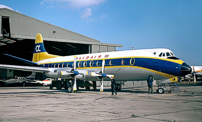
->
<box><xmin>33</xmin><ymin>43</ymin><xmax>46</xmax><ymax>53</ymax></box>
<box><xmin>35</xmin><ymin>45</ymin><xmax>41</xmax><ymax>52</ymax></box>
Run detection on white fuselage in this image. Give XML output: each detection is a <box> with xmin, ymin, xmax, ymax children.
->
<box><xmin>36</xmin><ymin>49</ymin><xmax>184</xmax><ymax>81</ymax></box>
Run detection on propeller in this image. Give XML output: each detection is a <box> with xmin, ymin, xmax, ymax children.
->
<box><xmin>100</xmin><ymin>59</ymin><xmax>105</xmax><ymax>92</ymax></box>
<box><xmin>73</xmin><ymin>56</ymin><xmax>77</xmax><ymax>92</ymax></box>
<box><xmin>192</xmin><ymin>66</ymin><xmax>197</xmax><ymax>83</ymax></box>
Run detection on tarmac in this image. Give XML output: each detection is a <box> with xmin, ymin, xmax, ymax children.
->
<box><xmin>0</xmin><ymin>85</ymin><xmax>202</xmax><ymax>122</ymax></box>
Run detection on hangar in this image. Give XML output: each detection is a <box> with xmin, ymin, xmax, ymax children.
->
<box><xmin>0</xmin><ymin>8</ymin><xmax>122</xmax><ymax>80</ymax></box>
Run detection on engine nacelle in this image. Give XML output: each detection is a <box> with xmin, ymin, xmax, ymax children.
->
<box><xmin>45</xmin><ymin>68</ymin><xmax>76</xmax><ymax>78</ymax></box>
<box><xmin>45</xmin><ymin>68</ymin><xmax>112</xmax><ymax>81</ymax></box>
<box><xmin>75</xmin><ymin>70</ymin><xmax>109</xmax><ymax>81</ymax></box>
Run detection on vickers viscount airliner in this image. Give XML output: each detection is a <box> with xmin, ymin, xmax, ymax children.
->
<box><xmin>0</xmin><ymin>33</ymin><xmax>192</xmax><ymax>93</ymax></box>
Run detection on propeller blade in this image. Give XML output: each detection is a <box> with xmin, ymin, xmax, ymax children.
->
<box><xmin>193</xmin><ymin>66</ymin><xmax>196</xmax><ymax>83</ymax></box>
<box><xmin>73</xmin><ymin>77</ymin><xmax>77</xmax><ymax>92</ymax></box>
<box><xmin>100</xmin><ymin>78</ymin><xmax>103</xmax><ymax>92</ymax></box>
<box><xmin>102</xmin><ymin>59</ymin><xmax>105</xmax><ymax>73</ymax></box>
<box><xmin>100</xmin><ymin>59</ymin><xmax>105</xmax><ymax>92</ymax></box>
<box><xmin>74</xmin><ymin>56</ymin><xmax>76</xmax><ymax>70</ymax></box>
<box><xmin>73</xmin><ymin>56</ymin><xmax>77</xmax><ymax>92</ymax></box>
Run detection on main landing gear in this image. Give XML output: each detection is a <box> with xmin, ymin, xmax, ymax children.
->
<box><xmin>49</xmin><ymin>79</ymin><xmax>73</xmax><ymax>93</ymax></box>
<box><xmin>49</xmin><ymin>80</ymin><xmax>94</xmax><ymax>93</ymax></box>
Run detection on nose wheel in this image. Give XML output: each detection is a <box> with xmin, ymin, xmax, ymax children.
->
<box><xmin>157</xmin><ymin>88</ymin><xmax>164</xmax><ymax>94</ymax></box>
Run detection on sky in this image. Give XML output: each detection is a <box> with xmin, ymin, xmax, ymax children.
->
<box><xmin>0</xmin><ymin>0</ymin><xmax>202</xmax><ymax>65</ymax></box>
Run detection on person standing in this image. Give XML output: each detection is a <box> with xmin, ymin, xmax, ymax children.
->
<box><xmin>111</xmin><ymin>76</ymin><xmax>117</xmax><ymax>95</ymax></box>
<box><xmin>147</xmin><ymin>76</ymin><xmax>154</xmax><ymax>94</ymax></box>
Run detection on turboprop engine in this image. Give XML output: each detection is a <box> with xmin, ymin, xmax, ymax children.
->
<box><xmin>45</xmin><ymin>68</ymin><xmax>79</xmax><ymax>79</ymax></box>
<box><xmin>74</xmin><ymin>70</ymin><xmax>112</xmax><ymax>81</ymax></box>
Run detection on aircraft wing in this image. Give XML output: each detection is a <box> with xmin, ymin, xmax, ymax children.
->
<box><xmin>0</xmin><ymin>64</ymin><xmax>50</xmax><ymax>73</ymax></box>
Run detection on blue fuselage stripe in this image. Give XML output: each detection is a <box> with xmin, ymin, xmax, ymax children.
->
<box><xmin>39</xmin><ymin>58</ymin><xmax>183</xmax><ymax>76</ymax></box>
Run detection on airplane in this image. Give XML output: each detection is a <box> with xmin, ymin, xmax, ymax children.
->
<box><xmin>190</xmin><ymin>66</ymin><xmax>202</xmax><ymax>82</ymax></box>
<box><xmin>3</xmin><ymin>72</ymin><xmax>36</xmax><ymax>86</ymax></box>
<box><xmin>0</xmin><ymin>33</ymin><xmax>192</xmax><ymax>93</ymax></box>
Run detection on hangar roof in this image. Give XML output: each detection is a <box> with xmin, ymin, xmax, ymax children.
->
<box><xmin>0</xmin><ymin>8</ymin><xmax>122</xmax><ymax>47</ymax></box>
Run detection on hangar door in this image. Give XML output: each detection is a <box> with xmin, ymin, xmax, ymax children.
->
<box><xmin>1</xmin><ymin>16</ymin><xmax>11</xmax><ymax>38</ymax></box>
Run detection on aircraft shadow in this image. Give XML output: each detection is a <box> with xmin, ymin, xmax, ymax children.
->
<box><xmin>0</xmin><ymin>86</ymin><xmax>149</xmax><ymax>94</ymax></box>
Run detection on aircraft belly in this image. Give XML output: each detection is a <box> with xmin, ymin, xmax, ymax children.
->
<box><xmin>104</xmin><ymin>67</ymin><xmax>167</xmax><ymax>81</ymax></box>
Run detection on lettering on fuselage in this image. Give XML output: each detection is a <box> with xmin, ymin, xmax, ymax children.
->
<box><xmin>76</xmin><ymin>54</ymin><xmax>106</xmax><ymax>60</ymax></box>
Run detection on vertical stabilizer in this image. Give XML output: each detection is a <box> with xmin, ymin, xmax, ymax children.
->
<box><xmin>32</xmin><ymin>33</ymin><xmax>60</xmax><ymax>63</ymax></box>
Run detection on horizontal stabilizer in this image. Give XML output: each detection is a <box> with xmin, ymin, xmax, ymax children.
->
<box><xmin>3</xmin><ymin>53</ymin><xmax>38</xmax><ymax>66</ymax></box>
<box><xmin>0</xmin><ymin>64</ymin><xmax>50</xmax><ymax>73</ymax></box>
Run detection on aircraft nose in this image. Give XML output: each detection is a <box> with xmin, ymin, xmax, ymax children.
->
<box><xmin>181</xmin><ymin>62</ymin><xmax>192</xmax><ymax>75</ymax></box>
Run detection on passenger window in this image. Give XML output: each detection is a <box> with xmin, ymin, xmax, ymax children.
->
<box><xmin>90</xmin><ymin>61</ymin><xmax>94</xmax><ymax>67</ymax></box>
<box><xmin>83</xmin><ymin>61</ymin><xmax>87</xmax><ymax>67</ymax></box>
<box><xmin>78</xmin><ymin>62</ymin><xmax>81</xmax><ymax>68</ymax></box>
<box><xmin>130</xmin><ymin>58</ymin><xmax>135</xmax><ymax>65</ymax></box>
<box><xmin>96</xmin><ymin>61</ymin><xmax>101</xmax><ymax>66</ymax></box>
<box><xmin>54</xmin><ymin>70</ymin><xmax>57</xmax><ymax>73</ymax></box>
<box><xmin>109</xmin><ymin>60</ymin><xmax>112</xmax><ymax>66</ymax></box>
<box><xmin>166</xmin><ymin>52</ymin><xmax>171</xmax><ymax>57</ymax></box>
<box><xmin>121</xmin><ymin>59</ymin><xmax>125</xmax><ymax>65</ymax></box>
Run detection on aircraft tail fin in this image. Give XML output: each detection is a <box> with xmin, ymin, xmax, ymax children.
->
<box><xmin>32</xmin><ymin>33</ymin><xmax>60</xmax><ymax>62</ymax></box>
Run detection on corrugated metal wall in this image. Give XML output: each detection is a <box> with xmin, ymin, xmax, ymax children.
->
<box><xmin>92</xmin><ymin>45</ymin><xmax>116</xmax><ymax>53</ymax></box>
<box><xmin>0</xmin><ymin>9</ymin><xmax>100</xmax><ymax>44</ymax></box>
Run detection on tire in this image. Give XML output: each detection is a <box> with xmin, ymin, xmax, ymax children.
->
<box><xmin>4</xmin><ymin>82</ymin><xmax>7</xmax><ymax>87</ymax></box>
<box><xmin>50</xmin><ymin>84</ymin><xmax>53</xmax><ymax>89</ymax></box>
<box><xmin>86</xmin><ymin>86</ymin><xmax>90</xmax><ymax>90</ymax></box>
<box><xmin>116</xmin><ymin>85</ymin><xmax>121</xmax><ymax>91</ymax></box>
<box><xmin>56</xmin><ymin>81</ymin><xmax>62</xmax><ymax>90</ymax></box>
<box><xmin>157</xmin><ymin>88</ymin><xmax>164</xmax><ymax>94</ymax></box>
<box><xmin>67</xmin><ymin>86</ymin><xmax>73</xmax><ymax>93</ymax></box>
<box><xmin>22</xmin><ymin>82</ymin><xmax>26</xmax><ymax>87</ymax></box>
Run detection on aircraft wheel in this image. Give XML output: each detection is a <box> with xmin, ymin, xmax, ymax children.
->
<box><xmin>50</xmin><ymin>84</ymin><xmax>53</xmax><ymax>89</ymax></box>
<box><xmin>86</xmin><ymin>86</ymin><xmax>90</xmax><ymax>90</ymax></box>
<box><xmin>4</xmin><ymin>82</ymin><xmax>7</xmax><ymax>87</ymax></box>
<box><xmin>67</xmin><ymin>86</ymin><xmax>73</xmax><ymax>93</ymax></box>
<box><xmin>22</xmin><ymin>82</ymin><xmax>26</xmax><ymax>87</ymax></box>
<box><xmin>116</xmin><ymin>85</ymin><xmax>121</xmax><ymax>91</ymax></box>
<box><xmin>157</xmin><ymin>88</ymin><xmax>164</xmax><ymax>94</ymax></box>
<box><xmin>56</xmin><ymin>82</ymin><xmax>62</xmax><ymax>90</ymax></box>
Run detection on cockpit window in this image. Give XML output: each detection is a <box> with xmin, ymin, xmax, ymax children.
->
<box><xmin>159</xmin><ymin>53</ymin><xmax>163</xmax><ymax>57</ymax></box>
<box><xmin>166</xmin><ymin>52</ymin><xmax>171</xmax><ymax>57</ymax></box>
<box><xmin>170</xmin><ymin>52</ymin><xmax>174</xmax><ymax>56</ymax></box>
<box><xmin>162</xmin><ymin>53</ymin><xmax>165</xmax><ymax>57</ymax></box>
